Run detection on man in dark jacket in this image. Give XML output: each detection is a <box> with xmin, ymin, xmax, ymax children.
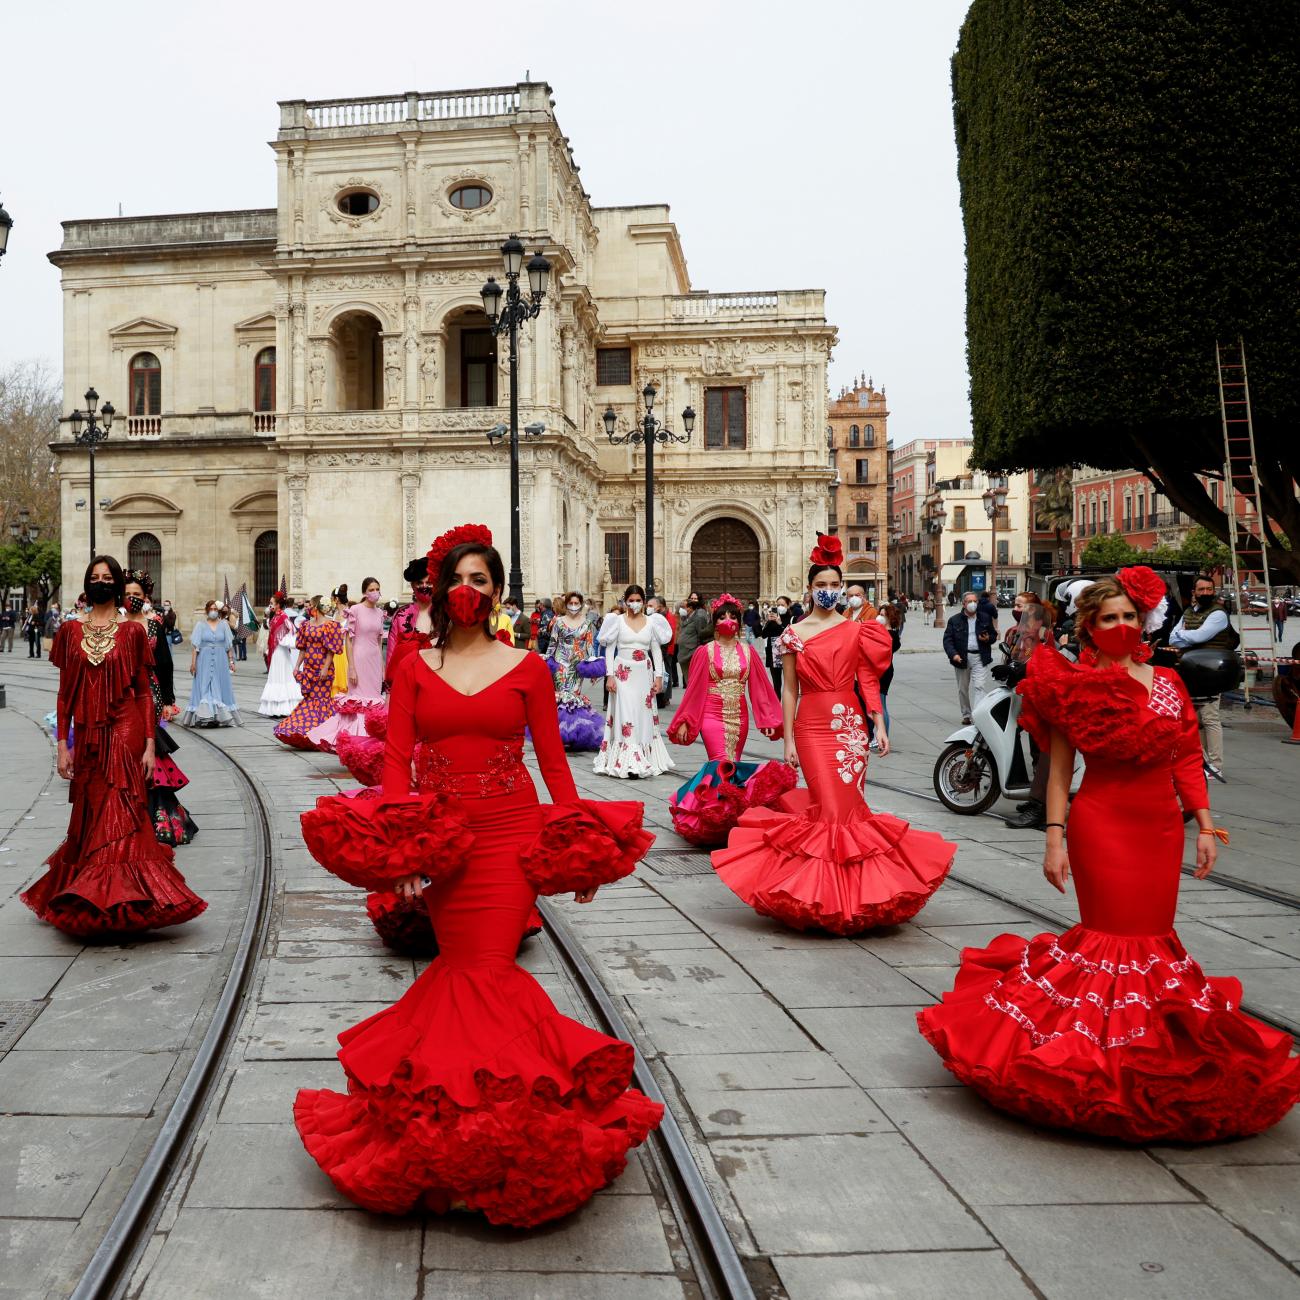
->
<box><xmin>942</xmin><ymin>591</ymin><xmax>996</xmax><ymax>723</ymax></box>
<box><xmin>676</xmin><ymin>597</ymin><xmax>712</xmax><ymax>686</ymax></box>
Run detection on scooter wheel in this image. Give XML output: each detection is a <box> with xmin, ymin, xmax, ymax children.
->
<box><xmin>932</xmin><ymin>739</ymin><xmax>1001</xmax><ymax>815</ymax></box>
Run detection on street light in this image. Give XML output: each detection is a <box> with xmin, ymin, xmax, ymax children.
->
<box><xmin>0</xmin><ymin>199</ymin><xmax>12</xmax><ymax>264</ymax></box>
<box><xmin>67</xmin><ymin>386</ymin><xmax>115</xmax><ymax>559</ymax></box>
<box><xmin>601</xmin><ymin>382</ymin><xmax>695</xmax><ymax>598</ymax></box>
<box><xmin>982</xmin><ymin>477</ymin><xmax>1009</xmax><ymax>603</ymax></box>
<box><xmin>7</xmin><ymin>508</ymin><xmax>41</xmax><ymax>610</ymax></box>
<box><xmin>927</xmin><ymin>497</ymin><xmax>948</xmax><ymax>626</ymax></box>
<box><xmin>481</xmin><ymin>235</ymin><xmax>551</xmax><ymax>608</ymax></box>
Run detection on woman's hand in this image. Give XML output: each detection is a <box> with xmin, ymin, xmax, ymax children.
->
<box><xmin>189</xmin><ymin>661</ymin><xmax>197</xmax><ymax>676</ymax></box>
<box><xmin>1043</xmin><ymin>842</ymin><xmax>1071</xmax><ymax>893</ymax></box>
<box><xmin>393</xmin><ymin>873</ymin><xmax>425</xmax><ymax>900</ymax></box>
<box><xmin>574</xmin><ymin>887</ymin><xmax>598</xmax><ymax>904</ymax></box>
<box><xmin>229</xmin><ymin>660</ymin><xmax>236</xmax><ymax>675</ymax></box>
<box><xmin>760</xmin><ymin>727</ymin><xmax>776</xmax><ymax>739</ymax></box>
<box><xmin>871</xmin><ymin>715</ymin><xmax>890</xmax><ymax>757</ymax></box>
<box><xmin>142</xmin><ymin>744</ymin><xmax>155</xmax><ymax>781</ymax></box>
<box><xmin>57</xmin><ymin>741</ymin><xmax>73</xmax><ymax>781</ymax></box>
<box><xmin>606</xmin><ymin>675</ymin><xmax>617</xmax><ymax>693</ymax></box>
<box><xmin>348</xmin><ymin>670</ymin><xmax>358</xmax><ymax>690</ymax></box>
<box><xmin>1194</xmin><ymin>831</ymin><xmax>1218</xmax><ymax>879</ymax></box>
<box><xmin>784</xmin><ymin>741</ymin><xmax>799</xmax><ymax>769</ymax></box>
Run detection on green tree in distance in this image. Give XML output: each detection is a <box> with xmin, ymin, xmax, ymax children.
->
<box><xmin>954</xmin><ymin>2</ymin><xmax>1300</xmax><ymax>581</ymax></box>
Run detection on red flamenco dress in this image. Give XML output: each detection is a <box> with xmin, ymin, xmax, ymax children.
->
<box><xmin>918</xmin><ymin>649</ymin><xmax>1300</xmax><ymax>1142</ymax></box>
<box><xmin>294</xmin><ymin>650</ymin><xmax>662</xmax><ymax>1226</ymax></box>
<box><xmin>711</xmin><ymin>618</ymin><xmax>955</xmax><ymax>934</ymax></box>
<box><xmin>22</xmin><ymin>620</ymin><xmax>207</xmax><ymax>938</ymax></box>
<box><xmin>274</xmin><ymin>616</ymin><xmax>344</xmax><ymax>750</ymax></box>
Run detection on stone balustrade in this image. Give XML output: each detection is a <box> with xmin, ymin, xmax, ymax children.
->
<box><xmin>282</xmin><ymin>86</ymin><xmax>531</xmax><ymax>134</ymax></box>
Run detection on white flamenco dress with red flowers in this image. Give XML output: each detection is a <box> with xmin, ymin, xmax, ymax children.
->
<box><xmin>593</xmin><ymin>613</ymin><xmax>675</xmax><ymax>779</ymax></box>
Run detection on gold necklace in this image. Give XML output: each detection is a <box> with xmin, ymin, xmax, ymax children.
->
<box><xmin>81</xmin><ymin>619</ymin><xmax>119</xmax><ymax>666</ymax></box>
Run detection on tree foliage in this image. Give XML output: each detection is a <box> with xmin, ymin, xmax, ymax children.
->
<box><xmin>955</xmin><ymin>1</ymin><xmax>1300</xmax><ymax>579</ymax></box>
<box><xmin>1079</xmin><ymin>534</ymin><xmax>1141</xmax><ymax>570</ymax></box>
<box><xmin>0</xmin><ymin>360</ymin><xmax>61</xmax><ymax>538</ymax></box>
<box><xmin>0</xmin><ymin>538</ymin><xmax>62</xmax><ymax>607</ymax></box>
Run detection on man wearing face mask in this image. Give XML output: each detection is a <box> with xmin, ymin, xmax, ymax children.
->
<box><xmin>1169</xmin><ymin>574</ymin><xmax>1235</xmax><ymax>775</ymax></box>
<box><xmin>844</xmin><ymin>584</ymin><xmax>877</xmax><ymax>624</ymax></box>
<box><xmin>675</xmin><ymin>597</ymin><xmax>713</xmax><ymax>688</ymax></box>
<box><xmin>942</xmin><ymin>590</ymin><xmax>996</xmax><ymax>723</ymax></box>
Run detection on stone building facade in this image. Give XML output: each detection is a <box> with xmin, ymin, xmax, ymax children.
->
<box><xmin>826</xmin><ymin>377</ymin><xmax>889</xmax><ymax>599</ymax></box>
<box><xmin>50</xmin><ymin>83</ymin><xmax>836</xmax><ymax>616</ymax></box>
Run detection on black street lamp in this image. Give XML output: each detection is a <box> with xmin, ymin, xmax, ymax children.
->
<box><xmin>8</xmin><ymin>509</ymin><xmax>42</xmax><ymax>607</ymax></box>
<box><xmin>0</xmin><ymin>199</ymin><xmax>13</xmax><ymax>265</ymax></box>
<box><xmin>481</xmin><ymin>235</ymin><xmax>551</xmax><ymax>608</ymax></box>
<box><xmin>602</xmin><ymin>383</ymin><xmax>696</xmax><ymax>598</ymax></box>
<box><xmin>67</xmin><ymin>388</ymin><xmax>115</xmax><ymax>559</ymax></box>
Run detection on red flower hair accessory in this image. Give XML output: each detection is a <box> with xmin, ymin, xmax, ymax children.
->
<box><xmin>809</xmin><ymin>533</ymin><xmax>843</xmax><ymax>568</ymax></box>
<box><xmin>426</xmin><ymin>523</ymin><xmax>493</xmax><ymax>577</ymax></box>
<box><xmin>1116</xmin><ymin>565</ymin><xmax>1169</xmax><ymax>634</ymax></box>
<box><xmin>710</xmin><ymin>592</ymin><xmax>741</xmax><ymax>612</ymax></box>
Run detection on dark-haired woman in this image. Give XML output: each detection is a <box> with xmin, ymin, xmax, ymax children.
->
<box><xmin>295</xmin><ymin>524</ymin><xmax>661</xmax><ymax>1226</ymax></box>
<box><xmin>594</xmin><ymin>585</ymin><xmax>674</xmax><ymax>778</ymax></box>
<box><xmin>711</xmin><ymin>537</ymin><xmax>955</xmax><ymax>934</ymax></box>
<box><xmin>919</xmin><ymin>568</ymin><xmax>1300</xmax><ymax>1141</ymax></box>
<box><xmin>307</xmin><ymin>576</ymin><xmax>386</xmax><ymax>752</ymax></box>
<box><xmin>181</xmin><ymin>600</ymin><xmax>240</xmax><ymax>727</ymax></box>
<box><xmin>384</xmin><ymin>557</ymin><xmax>436</xmax><ymax>690</ymax></box>
<box><xmin>124</xmin><ymin>571</ymin><xmax>198</xmax><ymax>846</ymax></box>
<box><xmin>22</xmin><ymin>556</ymin><xmax>206</xmax><ymax>936</ymax></box>
<box><xmin>258</xmin><ymin>594</ymin><xmax>301</xmax><ymax>718</ymax></box>
<box><xmin>274</xmin><ymin>596</ymin><xmax>343</xmax><ymax>749</ymax></box>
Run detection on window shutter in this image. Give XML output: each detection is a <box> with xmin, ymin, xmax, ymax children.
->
<box><xmin>727</xmin><ymin>389</ymin><xmax>746</xmax><ymax>448</ymax></box>
<box><xmin>705</xmin><ymin>388</ymin><xmax>724</xmax><ymax>448</ymax></box>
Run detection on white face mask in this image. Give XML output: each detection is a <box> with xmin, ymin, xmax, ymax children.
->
<box><xmin>567</xmin><ymin>604</ymin><xmax>582</xmax><ymax>614</ymax></box>
<box><xmin>964</xmin><ymin>602</ymin><xmax>977</xmax><ymax>614</ymax></box>
<box><xmin>626</xmin><ymin>600</ymin><xmax>643</xmax><ymax>614</ymax></box>
<box><xmin>142</xmin><ymin>601</ymin><xmax>152</xmax><ymax>612</ymax></box>
<box><xmin>677</xmin><ymin>606</ymin><xmax>687</xmax><ymax>616</ymax></box>
<box><xmin>207</xmin><ymin>610</ymin><xmax>220</xmax><ymax>621</ymax></box>
<box><xmin>848</xmin><ymin>595</ymin><xmax>864</xmax><ymax>610</ymax></box>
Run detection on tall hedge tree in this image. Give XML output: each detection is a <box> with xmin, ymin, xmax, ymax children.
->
<box><xmin>955</xmin><ymin>0</ymin><xmax>1300</xmax><ymax>580</ymax></box>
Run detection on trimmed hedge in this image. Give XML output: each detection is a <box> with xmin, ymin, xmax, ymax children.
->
<box><xmin>957</xmin><ymin>1</ymin><xmax>1300</xmax><ymax>483</ymax></box>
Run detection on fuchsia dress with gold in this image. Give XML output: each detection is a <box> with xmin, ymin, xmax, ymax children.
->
<box><xmin>711</xmin><ymin>618</ymin><xmax>954</xmax><ymax>933</ymax></box>
<box><xmin>918</xmin><ymin>648</ymin><xmax>1300</xmax><ymax>1142</ymax></box>
<box><xmin>295</xmin><ymin>650</ymin><xmax>661</xmax><ymax>1227</ymax></box>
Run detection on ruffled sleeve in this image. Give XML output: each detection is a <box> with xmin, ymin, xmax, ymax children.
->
<box><xmin>322</xmin><ymin>619</ymin><xmax>344</xmax><ymax>655</ymax></box>
<box><xmin>345</xmin><ymin>606</ymin><xmax>359</xmax><ymax>639</ymax></box>
<box><xmin>1017</xmin><ymin>646</ymin><xmax>1151</xmax><ymax>759</ymax></box>
<box><xmin>519</xmin><ymin>800</ymin><xmax>654</xmax><ymax>895</ymax></box>
<box><xmin>667</xmin><ymin>646</ymin><xmax>712</xmax><ymax>744</ymax></box>
<box><xmin>776</xmin><ymin>625</ymin><xmax>803</xmax><ymax>657</ymax></box>
<box><xmin>855</xmin><ymin>620</ymin><xmax>891</xmax><ymax>715</ymax></box>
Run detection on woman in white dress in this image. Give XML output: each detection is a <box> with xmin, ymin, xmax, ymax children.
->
<box><xmin>594</xmin><ymin>585</ymin><xmax>675</xmax><ymax>778</ymax></box>
<box><xmin>259</xmin><ymin>595</ymin><xmax>302</xmax><ymax>718</ymax></box>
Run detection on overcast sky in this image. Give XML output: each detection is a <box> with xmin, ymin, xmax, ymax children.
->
<box><xmin>1</xmin><ymin>0</ymin><xmax>973</xmax><ymax>442</ymax></box>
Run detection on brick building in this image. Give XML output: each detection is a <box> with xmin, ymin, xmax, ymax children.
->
<box><xmin>826</xmin><ymin>377</ymin><xmax>889</xmax><ymax>599</ymax></box>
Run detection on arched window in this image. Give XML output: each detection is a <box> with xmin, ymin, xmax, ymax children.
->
<box><xmin>253</xmin><ymin>531</ymin><xmax>279</xmax><ymax>606</ymax></box>
<box><xmin>864</xmin><ymin>424</ymin><xmax>876</xmax><ymax>447</ymax></box>
<box><xmin>128</xmin><ymin>532</ymin><xmax>162</xmax><ymax>592</ymax></box>
<box><xmin>254</xmin><ymin>348</ymin><xmax>276</xmax><ymax>412</ymax></box>
<box><xmin>130</xmin><ymin>353</ymin><xmax>161</xmax><ymax>416</ymax></box>
<box><xmin>849</xmin><ymin>424</ymin><xmax>860</xmax><ymax>447</ymax></box>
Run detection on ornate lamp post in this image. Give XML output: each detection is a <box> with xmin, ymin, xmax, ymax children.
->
<box><xmin>602</xmin><ymin>383</ymin><xmax>695</xmax><ymax>599</ymax></box>
<box><xmin>927</xmin><ymin>497</ymin><xmax>947</xmax><ymax>626</ymax></box>
<box><xmin>8</xmin><ymin>509</ymin><xmax>41</xmax><ymax>608</ymax></box>
<box><xmin>481</xmin><ymin>236</ymin><xmax>551</xmax><ymax>608</ymax></box>
<box><xmin>67</xmin><ymin>388</ymin><xmax>115</xmax><ymax>559</ymax></box>
<box><xmin>982</xmin><ymin>477</ymin><xmax>1009</xmax><ymax>602</ymax></box>
<box><xmin>0</xmin><ymin>199</ymin><xmax>13</xmax><ymax>265</ymax></box>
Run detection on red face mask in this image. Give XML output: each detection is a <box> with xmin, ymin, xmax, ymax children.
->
<box><xmin>446</xmin><ymin>582</ymin><xmax>491</xmax><ymax>627</ymax></box>
<box><xmin>1092</xmin><ymin>621</ymin><xmax>1143</xmax><ymax>659</ymax></box>
<box><xmin>715</xmin><ymin>617</ymin><xmax>739</xmax><ymax>636</ymax></box>
<box><xmin>413</xmin><ymin>586</ymin><xmax>432</xmax><ymax>605</ymax></box>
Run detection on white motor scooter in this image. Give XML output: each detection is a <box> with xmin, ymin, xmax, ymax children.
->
<box><xmin>931</xmin><ymin>651</ymin><xmax>1084</xmax><ymax>815</ymax></box>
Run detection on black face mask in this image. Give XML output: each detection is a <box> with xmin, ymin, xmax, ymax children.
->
<box><xmin>1010</xmin><ymin>608</ymin><xmax>1022</xmax><ymax>623</ymax></box>
<box><xmin>125</xmin><ymin>595</ymin><xmax>145</xmax><ymax>614</ymax></box>
<box><xmin>1195</xmin><ymin>594</ymin><xmax>1216</xmax><ymax>610</ymax></box>
<box><xmin>87</xmin><ymin>580</ymin><xmax>117</xmax><ymax>606</ymax></box>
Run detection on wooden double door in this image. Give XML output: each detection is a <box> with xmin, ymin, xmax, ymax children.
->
<box><xmin>689</xmin><ymin>517</ymin><xmax>761</xmax><ymax>604</ymax></box>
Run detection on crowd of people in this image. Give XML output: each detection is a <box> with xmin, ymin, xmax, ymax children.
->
<box><xmin>16</xmin><ymin>526</ymin><xmax>1297</xmax><ymax>1236</ymax></box>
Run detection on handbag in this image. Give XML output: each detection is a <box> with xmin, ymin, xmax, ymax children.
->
<box><xmin>168</xmin><ymin>629</ymin><xmax>183</xmax><ymax>645</ymax></box>
<box><xmin>656</xmin><ymin>679</ymin><xmax>673</xmax><ymax>710</ymax></box>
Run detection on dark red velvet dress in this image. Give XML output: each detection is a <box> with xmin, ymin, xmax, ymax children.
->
<box><xmin>22</xmin><ymin>619</ymin><xmax>207</xmax><ymax>937</ymax></box>
<box><xmin>711</xmin><ymin>618</ymin><xmax>955</xmax><ymax>933</ymax></box>
<box><xmin>918</xmin><ymin>649</ymin><xmax>1300</xmax><ymax>1142</ymax></box>
<box><xmin>294</xmin><ymin>650</ymin><xmax>661</xmax><ymax>1227</ymax></box>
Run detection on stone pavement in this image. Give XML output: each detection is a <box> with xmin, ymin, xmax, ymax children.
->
<box><xmin>1</xmin><ymin>647</ymin><xmax>1297</xmax><ymax>1299</ymax></box>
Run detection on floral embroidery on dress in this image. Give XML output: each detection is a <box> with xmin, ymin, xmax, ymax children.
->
<box><xmin>830</xmin><ymin>701</ymin><xmax>870</xmax><ymax>794</ymax></box>
<box><xmin>621</xmin><ymin>722</ymin><xmax>634</xmax><ymax>738</ymax></box>
<box><xmin>614</xmin><ymin>663</ymin><xmax>631</xmax><ymax>682</ymax></box>
<box><xmin>632</xmin><ymin>649</ymin><xmax>646</xmax><ymax>662</ymax></box>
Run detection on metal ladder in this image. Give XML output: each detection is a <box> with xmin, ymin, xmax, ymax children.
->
<box><xmin>1215</xmin><ymin>338</ymin><xmax>1277</xmax><ymax>706</ymax></box>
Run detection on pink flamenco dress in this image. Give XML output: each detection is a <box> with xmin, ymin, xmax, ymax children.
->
<box><xmin>274</xmin><ymin>616</ymin><xmax>345</xmax><ymax>750</ymax></box>
<box><xmin>918</xmin><ymin>648</ymin><xmax>1300</xmax><ymax>1142</ymax></box>
<box><xmin>307</xmin><ymin>601</ymin><xmax>386</xmax><ymax>753</ymax></box>
<box><xmin>294</xmin><ymin>650</ymin><xmax>662</xmax><ymax>1226</ymax></box>
<box><xmin>667</xmin><ymin>637</ymin><xmax>795</xmax><ymax>847</ymax></box>
<box><xmin>711</xmin><ymin>618</ymin><xmax>954</xmax><ymax>934</ymax></box>
<box><xmin>22</xmin><ymin>620</ymin><xmax>206</xmax><ymax>938</ymax></box>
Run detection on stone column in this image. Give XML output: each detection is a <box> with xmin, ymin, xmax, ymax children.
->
<box><xmin>290</xmin><ymin>302</ymin><xmax>307</xmax><ymax>413</ymax></box>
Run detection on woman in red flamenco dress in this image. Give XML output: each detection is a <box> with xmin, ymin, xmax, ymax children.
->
<box><xmin>273</xmin><ymin>595</ymin><xmax>344</xmax><ymax>749</ymax></box>
<box><xmin>294</xmin><ymin>525</ymin><xmax>661</xmax><ymax>1227</ymax></box>
<box><xmin>22</xmin><ymin>555</ymin><xmax>206</xmax><ymax>938</ymax></box>
<box><xmin>918</xmin><ymin>568</ymin><xmax>1300</xmax><ymax>1142</ymax></box>
<box><xmin>710</xmin><ymin>537</ymin><xmax>955</xmax><ymax>934</ymax></box>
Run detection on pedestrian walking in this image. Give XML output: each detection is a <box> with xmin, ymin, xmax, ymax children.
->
<box><xmin>648</xmin><ymin>596</ymin><xmax>679</xmax><ymax>688</ymax></box>
<box><xmin>0</xmin><ymin>605</ymin><xmax>15</xmax><ymax>653</ymax></box>
<box><xmin>20</xmin><ymin>554</ymin><xmax>206</xmax><ymax>937</ymax></box>
<box><xmin>23</xmin><ymin>605</ymin><xmax>42</xmax><ymax>657</ymax></box>
<box><xmin>675</xmin><ymin>597</ymin><xmax>712</xmax><ymax>687</ymax></box>
<box><xmin>942</xmin><ymin>592</ymin><xmax>995</xmax><ymax>723</ymax></box>
<box><xmin>1273</xmin><ymin>594</ymin><xmax>1288</xmax><ymax>643</ymax></box>
<box><xmin>1169</xmin><ymin>574</ymin><xmax>1234</xmax><ymax>776</ymax></box>
<box><xmin>761</xmin><ymin>600</ymin><xmax>785</xmax><ymax>695</ymax></box>
<box><xmin>874</xmin><ymin>603</ymin><xmax>902</xmax><ymax>745</ymax></box>
<box><xmin>181</xmin><ymin>600</ymin><xmax>242</xmax><ymax>727</ymax></box>
<box><xmin>42</xmin><ymin>601</ymin><xmax>62</xmax><ymax>655</ymax></box>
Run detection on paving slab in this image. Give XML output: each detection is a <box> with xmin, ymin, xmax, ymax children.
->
<box><xmin>0</xmin><ymin>955</ymin><xmax>74</xmax><ymax>999</ymax></box>
<box><xmin>692</xmin><ymin>1086</ymin><xmax>893</xmax><ymax>1138</ymax></box>
<box><xmin>1175</xmin><ymin>1163</ymin><xmax>1300</xmax><ymax>1261</ymax></box>
<box><xmin>138</xmin><ymin>1208</ymin><xmax>420</xmax><ymax>1300</ymax></box>
<box><xmin>1149</xmin><ymin>1107</ymin><xmax>1300</xmax><ymax>1167</ymax></box>
<box><xmin>245</xmin><ymin>1001</ymin><xmax>383</xmax><ymax>1059</ymax></box>
<box><xmin>592</xmin><ymin>943</ymin><xmax>761</xmax><ymax>996</ymax></box>
<box><xmin>711</xmin><ymin>1133</ymin><xmax>991</xmax><ymax>1254</ymax></box>
<box><xmin>0</xmin><ymin>1217</ymin><xmax>77</xmax><ymax>1300</ymax></box>
<box><xmin>218</xmin><ymin>1060</ymin><xmax>346</xmax><ymax>1124</ymax></box>
<box><xmin>186</xmin><ymin>1123</ymin><xmax>351</xmax><ymax>1209</ymax></box>
<box><xmin>260</xmin><ymin>955</ymin><xmax>414</xmax><ymax>1003</ymax></box>
<box><xmin>626</xmin><ymin>990</ymin><xmax>810</xmax><ymax>1056</ymax></box>
<box><xmin>419</xmin><ymin>1271</ymin><xmax>685</xmax><ymax>1299</ymax></box>
<box><xmin>0</xmin><ymin>1115</ymin><xmax>139</xmax><ymax>1217</ymax></box>
<box><xmin>774</xmin><ymin>1249</ymin><xmax>1035</xmax><ymax>1299</ymax></box>
<box><xmin>667</xmin><ymin>1050</ymin><xmax>855</xmax><ymax>1094</ymax></box>
<box><xmin>981</xmin><ymin>1202</ymin><xmax>1299</xmax><ymax>1299</ymax></box>
<box><xmin>735</xmin><ymin>946</ymin><xmax>935</xmax><ymax>1008</ymax></box>
<box><xmin>0</xmin><ymin>1048</ymin><xmax>175</xmax><ymax>1116</ymax></box>
<box><xmin>793</xmin><ymin>1005</ymin><xmax>950</xmax><ymax>1089</ymax></box>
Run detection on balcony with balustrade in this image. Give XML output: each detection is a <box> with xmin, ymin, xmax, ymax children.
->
<box><xmin>278</xmin><ymin>84</ymin><xmax>546</xmax><ymax>139</ymax></box>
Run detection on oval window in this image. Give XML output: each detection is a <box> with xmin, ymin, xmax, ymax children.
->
<box><xmin>338</xmin><ymin>190</ymin><xmax>380</xmax><ymax>216</ymax></box>
<box><xmin>450</xmin><ymin>184</ymin><xmax>492</xmax><ymax>210</ymax></box>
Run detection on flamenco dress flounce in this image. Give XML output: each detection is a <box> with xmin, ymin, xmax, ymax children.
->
<box><xmin>295</xmin><ymin>785</ymin><xmax>660</xmax><ymax>1225</ymax></box>
<box><xmin>669</xmin><ymin>759</ymin><xmax>797</xmax><ymax>848</ymax></box>
<box><xmin>918</xmin><ymin>646</ymin><xmax>1300</xmax><ymax>1141</ymax></box>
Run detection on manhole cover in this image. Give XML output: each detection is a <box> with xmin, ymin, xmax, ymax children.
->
<box><xmin>0</xmin><ymin>1001</ymin><xmax>45</xmax><ymax>1056</ymax></box>
<box><xmin>644</xmin><ymin>852</ymin><xmax>716</xmax><ymax>878</ymax></box>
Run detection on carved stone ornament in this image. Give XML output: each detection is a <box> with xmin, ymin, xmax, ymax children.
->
<box><xmin>701</xmin><ymin>340</ymin><xmax>750</xmax><ymax>377</ymax></box>
<box><xmin>427</xmin><ymin>167</ymin><xmax>502</xmax><ymax>223</ymax></box>
<box><xmin>418</xmin><ymin>449</ymin><xmax>499</xmax><ymax>467</ymax></box>
<box><xmin>306</xmin><ymin>451</ymin><xmax>399</xmax><ymax>468</ymax></box>
<box><xmin>421</xmin><ymin>267</ymin><xmax>492</xmax><ymax>287</ymax></box>
<box><xmin>311</xmin><ymin>272</ymin><xmax>398</xmax><ymax>295</ymax></box>
<box><xmin>325</xmin><ymin>177</ymin><xmax>394</xmax><ymax>229</ymax></box>
<box><xmin>304</xmin><ymin>413</ymin><xmax>394</xmax><ymax>433</ymax></box>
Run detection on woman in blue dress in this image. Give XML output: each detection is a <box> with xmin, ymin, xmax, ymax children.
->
<box><xmin>181</xmin><ymin>600</ymin><xmax>242</xmax><ymax>727</ymax></box>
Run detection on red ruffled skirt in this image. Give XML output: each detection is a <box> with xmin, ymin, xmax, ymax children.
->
<box><xmin>917</xmin><ymin>924</ymin><xmax>1300</xmax><ymax>1142</ymax></box>
<box><xmin>711</xmin><ymin>789</ymin><xmax>954</xmax><ymax>935</ymax></box>
<box><xmin>294</xmin><ymin>959</ymin><xmax>661</xmax><ymax>1226</ymax></box>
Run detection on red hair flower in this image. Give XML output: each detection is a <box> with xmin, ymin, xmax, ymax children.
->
<box><xmin>427</xmin><ymin>523</ymin><xmax>494</xmax><ymax>577</ymax></box>
<box><xmin>1116</xmin><ymin>565</ymin><xmax>1166</xmax><ymax>614</ymax></box>
<box><xmin>809</xmin><ymin>533</ymin><xmax>843</xmax><ymax>568</ymax></box>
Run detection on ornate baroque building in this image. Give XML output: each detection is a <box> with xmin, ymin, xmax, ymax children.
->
<box><xmin>826</xmin><ymin>377</ymin><xmax>889</xmax><ymax>600</ymax></box>
<box><xmin>50</xmin><ymin>83</ymin><xmax>836</xmax><ymax>614</ymax></box>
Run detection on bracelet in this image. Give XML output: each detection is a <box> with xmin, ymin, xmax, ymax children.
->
<box><xmin>1044</xmin><ymin>822</ymin><xmax>1066</xmax><ymax>830</ymax></box>
<box><xmin>1197</xmin><ymin>829</ymin><xmax>1214</xmax><ymax>836</ymax></box>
